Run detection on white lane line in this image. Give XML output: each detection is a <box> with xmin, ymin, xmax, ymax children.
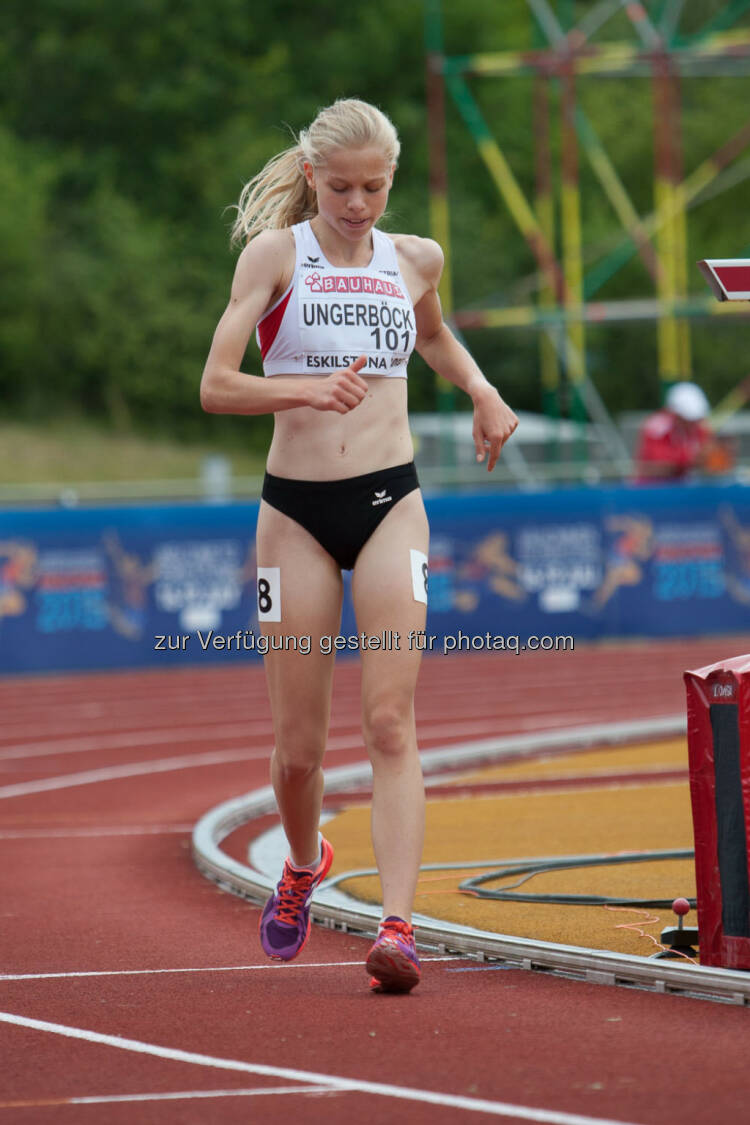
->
<box><xmin>0</xmin><ymin>826</ymin><xmax>193</xmax><ymax>839</ymax></box>
<box><xmin>0</xmin><ymin>1009</ymin><xmax>646</xmax><ymax>1125</ymax></box>
<box><xmin>0</xmin><ymin>728</ymin><xmax>377</xmax><ymax>800</ymax></box>
<box><xmin>0</xmin><ymin>716</ymin><xmax>596</xmax><ymax>803</ymax></box>
<box><xmin>0</xmin><ymin>715</ymin><xmax>550</xmax><ymax>763</ymax></box>
<box><xmin>0</xmin><ymin>958</ymin><xmax>461</xmax><ymax>982</ymax></box>
<box><xmin>0</xmin><ymin>1086</ymin><xmax>341</xmax><ymax>1108</ymax></box>
<box><xmin>0</xmin><ymin>749</ymin><xmax>255</xmax><ymax>801</ymax></box>
<box><xmin>0</xmin><ymin>724</ymin><xmax>269</xmax><ymax>761</ymax></box>
<box><xmin>0</xmin><ymin>718</ymin><xmax>361</xmax><ymax>762</ymax></box>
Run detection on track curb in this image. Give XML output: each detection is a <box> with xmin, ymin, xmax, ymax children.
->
<box><xmin>192</xmin><ymin>714</ymin><xmax>750</xmax><ymax>1005</ymax></box>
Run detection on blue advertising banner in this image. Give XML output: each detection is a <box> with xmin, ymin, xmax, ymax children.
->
<box><xmin>3</xmin><ymin>481</ymin><xmax>750</xmax><ymax>674</ymax></box>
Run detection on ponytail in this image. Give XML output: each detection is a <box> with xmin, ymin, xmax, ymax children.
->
<box><xmin>230</xmin><ymin>99</ymin><xmax>400</xmax><ymax>248</ymax></box>
<box><xmin>230</xmin><ymin>145</ymin><xmax>316</xmax><ymax>248</ymax></box>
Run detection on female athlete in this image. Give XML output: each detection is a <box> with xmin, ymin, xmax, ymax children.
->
<box><xmin>200</xmin><ymin>98</ymin><xmax>518</xmax><ymax>993</ymax></box>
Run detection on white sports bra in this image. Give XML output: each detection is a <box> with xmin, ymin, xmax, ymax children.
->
<box><xmin>256</xmin><ymin>220</ymin><xmax>416</xmax><ymax>378</ymax></box>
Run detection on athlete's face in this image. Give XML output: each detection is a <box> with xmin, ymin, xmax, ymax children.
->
<box><xmin>305</xmin><ymin>146</ymin><xmax>394</xmax><ymax>242</ymax></box>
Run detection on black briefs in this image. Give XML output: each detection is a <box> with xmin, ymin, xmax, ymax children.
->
<box><xmin>261</xmin><ymin>461</ymin><xmax>420</xmax><ymax>571</ymax></box>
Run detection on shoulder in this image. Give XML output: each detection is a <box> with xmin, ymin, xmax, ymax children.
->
<box><xmin>388</xmin><ymin>233</ymin><xmax>444</xmax><ymax>287</ymax></box>
<box><xmin>641</xmin><ymin>410</ymin><xmax>673</xmax><ymax>439</ymax></box>
<box><xmin>231</xmin><ymin>228</ymin><xmax>295</xmax><ymax>299</ymax></box>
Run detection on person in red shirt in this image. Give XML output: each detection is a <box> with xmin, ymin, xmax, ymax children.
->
<box><xmin>636</xmin><ymin>382</ymin><xmax>715</xmax><ymax>483</ymax></box>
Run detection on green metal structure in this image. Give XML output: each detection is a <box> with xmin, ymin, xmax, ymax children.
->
<box><xmin>425</xmin><ymin>0</ymin><xmax>750</xmax><ymax>445</ymax></box>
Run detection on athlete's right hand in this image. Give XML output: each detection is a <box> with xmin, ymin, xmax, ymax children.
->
<box><xmin>306</xmin><ymin>355</ymin><xmax>369</xmax><ymax>413</ymax></box>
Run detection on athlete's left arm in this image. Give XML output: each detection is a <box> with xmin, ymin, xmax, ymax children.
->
<box><xmin>408</xmin><ymin>238</ymin><xmax>518</xmax><ymax>472</ymax></box>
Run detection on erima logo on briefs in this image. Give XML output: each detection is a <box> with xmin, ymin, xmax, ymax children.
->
<box><xmin>372</xmin><ymin>490</ymin><xmax>392</xmax><ymax>506</ymax></box>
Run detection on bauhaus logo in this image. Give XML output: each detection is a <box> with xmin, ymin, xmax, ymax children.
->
<box><xmin>304</xmin><ymin>274</ymin><xmax>405</xmax><ymax>298</ymax></box>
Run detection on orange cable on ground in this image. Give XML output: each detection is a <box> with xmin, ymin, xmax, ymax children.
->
<box><xmin>604</xmin><ymin>905</ymin><xmax>698</xmax><ymax>963</ymax></box>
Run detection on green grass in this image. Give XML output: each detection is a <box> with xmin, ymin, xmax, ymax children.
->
<box><xmin>0</xmin><ymin>417</ymin><xmax>266</xmax><ymax>487</ymax></box>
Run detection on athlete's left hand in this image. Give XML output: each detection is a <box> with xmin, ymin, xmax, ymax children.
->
<box><xmin>472</xmin><ymin>386</ymin><xmax>518</xmax><ymax>472</ymax></box>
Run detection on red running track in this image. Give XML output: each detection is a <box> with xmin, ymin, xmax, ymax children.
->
<box><xmin>2</xmin><ymin>638</ymin><xmax>750</xmax><ymax>1125</ymax></box>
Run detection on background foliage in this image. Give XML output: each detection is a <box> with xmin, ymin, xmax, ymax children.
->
<box><xmin>3</xmin><ymin>0</ymin><xmax>750</xmax><ymax>453</ymax></box>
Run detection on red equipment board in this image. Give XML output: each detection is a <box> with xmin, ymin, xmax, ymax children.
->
<box><xmin>684</xmin><ymin>654</ymin><xmax>750</xmax><ymax>968</ymax></box>
<box><xmin>697</xmin><ymin>259</ymin><xmax>750</xmax><ymax>301</ymax></box>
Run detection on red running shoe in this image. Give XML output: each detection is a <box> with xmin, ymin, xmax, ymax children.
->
<box><xmin>366</xmin><ymin>916</ymin><xmax>421</xmax><ymax>993</ymax></box>
<box><xmin>259</xmin><ymin>838</ymin><xmax>334</xmax><ymax>961</ymax></box>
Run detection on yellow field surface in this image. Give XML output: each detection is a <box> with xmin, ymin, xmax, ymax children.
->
<box><xmin>323</xmin><ymin>739</ymin><xmax>698</xmax><ymax>959</ymax></box>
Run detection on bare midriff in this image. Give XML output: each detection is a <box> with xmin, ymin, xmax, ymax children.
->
<box><xmin>265</xmin><ymin>376</ymin><xmax>413</xmax><ymax>480</ymax></box>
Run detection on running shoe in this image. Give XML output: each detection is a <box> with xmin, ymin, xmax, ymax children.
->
<box><xmin>259</xmin><ymin>837</ymin><xmax>334</xmax><ymax>961</ymax></box>
<box><xmin>366</xmin><ymin>916</ymin><xmax>421</xmax><ymax>993</ymax></box>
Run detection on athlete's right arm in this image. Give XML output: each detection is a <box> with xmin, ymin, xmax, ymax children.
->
<box><xmin>200</xmin><ymin>231</ymin><xmax>368</xmax><ymax>416</ymax></box>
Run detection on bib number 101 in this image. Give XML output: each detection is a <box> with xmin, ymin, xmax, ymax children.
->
<box><xmin>370</xmin><ymin>327</ymin><xmax>410</xmax><ymax>352</ymax></box>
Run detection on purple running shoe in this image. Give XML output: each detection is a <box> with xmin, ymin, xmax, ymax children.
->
<box><xmin>366</xmin><ymin>916</ymin><xmax>421</xmax><ymax>993</ymax></box>
<box><xmin>259</xmin><ymin>837</ymin><xmax>334</xmax><ymax>961</ymax></box>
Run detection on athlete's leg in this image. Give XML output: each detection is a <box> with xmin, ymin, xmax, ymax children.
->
<box><xmin>351</xmin><ymin>489</ymin><xmax>429</xmax><ymax>922</ymax></box>
<box><xmin>257</xmin><ymin>500</ymin><xmax>343</xmax><ymax>866</ymax></box>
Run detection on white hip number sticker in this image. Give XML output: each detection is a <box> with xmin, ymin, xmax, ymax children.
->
<box><xmin>257</xmin><ymin>567</ymin><xmax>281</xmax><ymax>622</ymax></box>
<box><xmin>410</xmin><ymin>549</ymin><xmax>428</xmax><ymax>605</ymax></box>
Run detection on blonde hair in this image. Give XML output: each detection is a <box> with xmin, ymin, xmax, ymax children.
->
<box><xmin>230</xmin><ymin>99</ymin><xmax>400</xmax><ymax>247</ymax></box>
